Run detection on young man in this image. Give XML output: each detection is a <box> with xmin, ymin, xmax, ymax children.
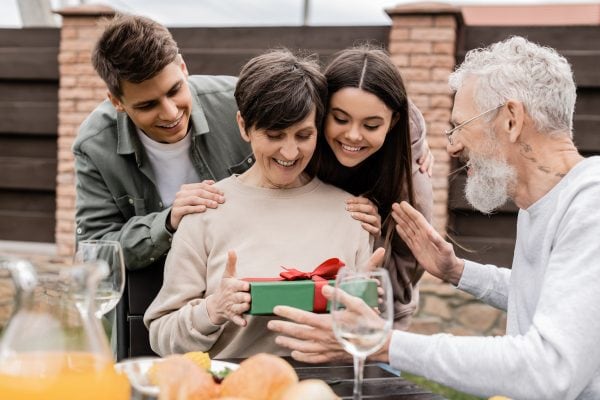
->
<box><xmin>74</xmin><ymin>14</ymin><xmax>252</xmax><ymax>269</ymax></box>
<box><xmin>73</xmin><ymin>14</ymin><xmax>253</xmax><ymax>357</ymax></box>
<box><xmin>270</xmin><ymin>36</ymin><xmax>600</xmax><ymax>399</ymax></box>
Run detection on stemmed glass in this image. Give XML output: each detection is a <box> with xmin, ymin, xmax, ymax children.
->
<box><xmin>330</xmin><ymin>267</ymin><xmax>393</xmax><ymax>400</ymax></box>
<box><xmin>74</xmin><ymin>240</ymin><xmax>125</xmax><ymax>319</ymax></box>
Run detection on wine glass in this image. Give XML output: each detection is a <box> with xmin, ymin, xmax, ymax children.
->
<box><xmin>75</xmin><ymin>240</ymin><xmax>125</xmax><ymax>318</ymax></box>
<box><xmin>330</xmin><ymin>267</ymin><xmax>393</xmax><ymax>400</ymax></box>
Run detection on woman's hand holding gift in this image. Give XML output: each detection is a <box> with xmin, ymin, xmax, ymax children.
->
<box><xmin>206</xmin><ymin>250</ymin><xmax>251</xmax><ymax>327</ymax></box>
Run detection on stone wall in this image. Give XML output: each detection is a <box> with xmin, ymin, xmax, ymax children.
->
<box><xmin>0</xmin><ymin>270</ymin><xmax>14</xmax><ymax>329</ymax></box>
<box><xmin>414</xmin><ymin>278</ymin><xmax>506</xmax><ymax>336</ymax></box>
<box><xmin>0</xmin><ymin>246</ymin><xmax>64</xmax><ymax>329</ymax></box>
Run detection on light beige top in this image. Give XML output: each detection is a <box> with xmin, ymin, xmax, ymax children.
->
<box><xmin>144</xmin><ymin>176</ymin><xmax>371</xmax><ymax>358</ymax></box>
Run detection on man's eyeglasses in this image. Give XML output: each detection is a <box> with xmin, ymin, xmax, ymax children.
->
<box><xmin>445</xmin><ymin>104</ymin><xmax>504</xmax><ymax>145</ymax></box>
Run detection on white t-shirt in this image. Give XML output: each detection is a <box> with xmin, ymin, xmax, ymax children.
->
<box><xmin>137</xmin><ymin>129</ymin><xmax>201</xmax><ymax>206</ymax></box>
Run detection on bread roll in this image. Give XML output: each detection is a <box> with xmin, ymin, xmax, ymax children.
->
<box><xmin>219</xmin><ymin>353</ymin><xmax>298</xmax><ymax>400</ymax></box>
<box><xmin>278</xmin><ymin>379</ymin><xmax>340</xmax><ymax>400</ymax></box>
<box><xmin>155</xmin><ymin>355</ymin><xmax>219</xmax><ymax>400</ymax></box>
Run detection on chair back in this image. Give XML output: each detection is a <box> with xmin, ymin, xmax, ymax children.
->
<box><xmin>116</xmin><ymin>263</ymin><xmax>163</xmax><ymax>360</ymax></box>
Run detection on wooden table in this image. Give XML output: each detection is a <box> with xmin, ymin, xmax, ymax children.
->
<box><xmin>131</xmin><ymin>358</ymin><xmax>447</xmax><ymax>400</ymax></box>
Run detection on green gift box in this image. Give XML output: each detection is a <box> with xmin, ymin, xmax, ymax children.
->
<box><xmin>245</xmin><ymin>278</ymin><xmax>379</xmax><ymax>315</ymax></box>
<box><xmin>247</xmin><ymin>279</ymin><xmax>335</xmax><ymax>315</ymax></box>
<box><xmin>243</xmin><ymin>258</ymin><xmax>379</xmax><ymax>315</ymax></box>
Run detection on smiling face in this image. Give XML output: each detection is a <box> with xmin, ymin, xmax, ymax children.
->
<box><xmin>238</xmin><ymin>109</ymin><xmax>317</xmax><ymax>189</ymax></box>
<box><xmin>324</xmin><ymin>87</ymin><xmax>395</xmax><ymax>168</ymax></box>
<box><xmin>108</xmin><ymin>59</ymin><xmax>192</xmax><ymax>144</ymax></box>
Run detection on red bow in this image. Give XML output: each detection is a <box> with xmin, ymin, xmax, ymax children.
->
<box><xmin>279</xmin><ymin>257</ymin><xmax>343</xmax><ymax>281</ymax></box>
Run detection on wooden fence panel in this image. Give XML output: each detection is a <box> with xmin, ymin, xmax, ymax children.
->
<box><xmin>173</xmin><ymin>26</ymin><xmax>389</xmax><ymax>50</ymax></box>
<box><xmin>0</xmin><ymin>28</ymin><xmax>59</xmax><ymax>80</ymax></box>
<box><xmin>451</xmin><ymin>25</ymin><xmax>600</xmax><ymax>267</ymax></box>
<box><xmin>0</xmin><ymin>28</ymin><xmax>59</xmax><ymax>243</ymax></box>
<box><xmin>172</xmin><ymin>26</ymin><xmax>389</xmax><ymax>75</ymax></box>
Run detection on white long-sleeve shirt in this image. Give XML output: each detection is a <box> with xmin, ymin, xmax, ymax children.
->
<box><xmin>389</xmin><ymin>156</ymin><xmax>600</xmax><ymax>400</ymax></box>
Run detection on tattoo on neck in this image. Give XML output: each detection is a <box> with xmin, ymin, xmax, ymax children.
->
<box><xmin>519</xmin><ymin>142</ymin><xmax>532</xmax><ymax>152</ymax></box>
<box><xmin>519</xmin><ymin>140</ymin><xmax>568</xmax><ymax>178</ymax></box>
<box><xmin>518</xmin><ymin>141</ymin><xmax>536</xmax><ymax>162</ymax></box>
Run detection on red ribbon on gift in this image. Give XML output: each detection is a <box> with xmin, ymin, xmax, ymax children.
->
<box><xmin>243</xmin><ymin>258</ymin><xmax>345</xmax><ymax>313</ymax></box>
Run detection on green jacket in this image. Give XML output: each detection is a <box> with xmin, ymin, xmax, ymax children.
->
<box><xmin>73</xmin><ymin>75</ymin><xmax>252</xmax><ymax>271</ymax></box>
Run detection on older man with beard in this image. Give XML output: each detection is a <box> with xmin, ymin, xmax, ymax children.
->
<box><xmin>268</xmin><ymin>36</ymin><xmax>600</xmax><ymax>400</ymax></box>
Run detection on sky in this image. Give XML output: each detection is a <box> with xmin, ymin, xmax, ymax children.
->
<box><xmin>2</xmin><ymin>0</ymin><xmax>599</xmax><ymax>27</ymax></box>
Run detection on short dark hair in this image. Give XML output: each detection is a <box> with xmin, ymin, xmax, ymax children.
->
<box><xmin>310</xmin><ymin>45</ymin><xmax>414</xmax><ymax>244</ymax></box>
<box><xmin>234</xmin><ymin>49</ymin><xmax>327</xmax><ymax>132</ymax></box>
<box><xmin>91</xmin><ymin>14</ymin><xmax>179</xmax><ymax>97</ymax></box>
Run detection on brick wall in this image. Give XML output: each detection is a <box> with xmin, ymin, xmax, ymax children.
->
<box><xmin>386</xmin><ymin>2</ymin><xmax>458</xmax><ymax>236</ymax></box>
<box><xmin>385</xmin><ymin>2</ymin><xmax>507</xmax><ymax>336</ymax></box>
<box><xmin>55</xmin><ymin>5</ymin><xmax>115</xmax><ymax>258</ymax></box>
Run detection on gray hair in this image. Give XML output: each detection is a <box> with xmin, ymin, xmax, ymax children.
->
<box><xmin>448</xmin><ymin>36</ymin><xmax>576</xmax><ymax>137</ymax></box>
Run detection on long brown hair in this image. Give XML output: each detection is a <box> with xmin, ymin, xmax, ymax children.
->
<box><xmin>308</xmin><ymin>46</ymin><xmax>415</xmax><ymax>252</ymax></box>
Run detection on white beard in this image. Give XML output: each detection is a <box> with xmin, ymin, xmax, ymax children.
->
<box><xmin>464</xmin><ymin>152</ymin><xmax>516</xmax><ymax>214</ymax></box>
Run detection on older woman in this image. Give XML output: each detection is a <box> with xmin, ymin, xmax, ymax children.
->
<box><xmin>193</xmin><ymin>47</ymin><xmax>434</xmax><ymax>330</ymax></box>
<box><xmin>144</xmin><ymin>50</ymin><xmax>372</xmax><ymax>358</ymax></box>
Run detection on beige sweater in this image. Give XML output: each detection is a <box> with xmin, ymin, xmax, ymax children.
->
<box><xmin>144</xmin><ymin>176</ymin><xmax>371</xmax><ymax>358</ymax></box>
